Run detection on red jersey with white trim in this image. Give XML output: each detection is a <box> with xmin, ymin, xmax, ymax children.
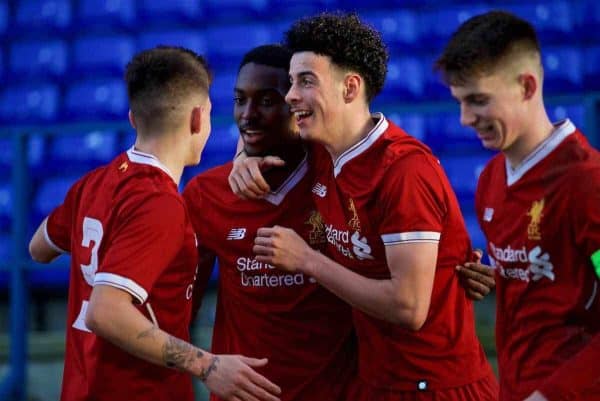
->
<box><xmin>476</xmin><ymin>120</ymin><xmax>600</xmax><ymax>401</ymax></box>
<box><xmin>183</xmin><ymin>157</ymin><xmax>356</xmax><ymax>401</ymax></box>
<box><xmin>310</xmin><ymin>114</ymin><xmax>493</xmax><ymax>392</ymax></box>
<box><xmin>45</xmin><ymin>148</ymin><xmax>198</xmax><ymax>401</ymax></box>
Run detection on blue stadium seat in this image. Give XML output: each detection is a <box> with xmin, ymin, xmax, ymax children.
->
<box><xmin>542</xmin><ymin>46</ymin><xmax>583</xmax><ymax>93</ymax></box>
<box><xmin>205</xmin><ymin>24</ymin><xmax>272</xmax><ymax>67</ymax></box>
<box><xmin>425</xmin><ymin>112</ymin><xmax>484</xmax><ymax>153</ymax></box>
<box><xmin>14</xmin><ymin>0</ymin><xmax>71</xmax><ymax>32</ymax></box>
<box><xmin>381</xmin><ymin>56</ymin><xmax>424</xmax><ymax>101</ymax></box>
<box><xmin>439</xmin><ymin>155</ymin><xmax>491</xmax><ymax>200</ymax></box>
<box><xmin>0</xmin><ymin>49</ymin><xmax>3</xmax><ymax>80</ymax></box>
<box><xmin>0</xmin><ymin>135</ymin><xmax>46</xmax><ymax>172</ymax></box>
<box><xmin>33</xmin><ymin>175</ymin><xmax>80</xmax><ymax>220</ymax></box>
<box><xmin>9</xmin><ymin>39</ymin><xmax>68</xmax><ymax>78</ymax></box>
<box><xmin>268</xmin><ymin>0</ymin><xmax>340</xmax><ymax>19</ymax></box>
<box><xmin>362</xmin><ymin>10</ymin><xmax>419</xmax><ymax>50</ymax></box>
<box><xmin>49</xmin><ymin>130</ymin><xmax>119</xmax><ymax>169</ymax></box>
<box><xmin>205</xmin><ymin>0</ymin><xmax>268</xmax><ymax>21</ymax></box>
<box><xmin>507</xmin><ymin>2</ymin><xmax>575</xmax><ymax>43</ymax></box>
<box><xmin>386</xmin><ymin>113</ymin><xmax>426</xmax><ymax>143</ymax></box>
<box><xmin>77</xmin><ymin>0</ymin><xmax>136</xmax><ymax>29</ymax></box>
<box><xmin>0</xmin><ymin>83</ymin><xmax>59</xmax><ymax>122</ymax></box>
<box><xmin>583</xmin><ymin>46</ymin><xmax>600</xmax><ymax>90</ymax></box>
<box><xmin>548</xmin><ymin>103</ymin><xmax>585</xmax><ymax>131</ymax></box>
<box><xmin>0</xmin><ymin>1</ymin><xmax>8</xmax><ymax>36</ymax></box>
<box><xmin>64</xmin><ymin>78</ymin><xmax>128</xmax><ymax>120</ymax></box>
<box><xmin>421</xmin><ymin>54</ymin><xmax>450</xmax><ymax>101</ymax></box>
<box><xmin>580</xmin><ymin>0</ymin><xmax>600</xmax><ymax>42</ymax></box>
<box><xmin>137</xmin><ymin>30</ymin><xmax>207</xmax><ymax>54</ymax></box>
<box><xmin>0</xmin><ymin>181</ymin><xmax>12</xmax><ymax>232</ymax></box>
<box><xmin>138</xmin><ymin>0</ymin><xmax>203</xmax><ymax>25</ymax></box>
<box><xmin>418</xmin><ymin>4</ymin><xmax>490</xmax><ymax>50</ymax></box>
<box><xmin>72</xmin><ymin>34</ymin><xmax>135</xmax><ymax>76</ymax></box>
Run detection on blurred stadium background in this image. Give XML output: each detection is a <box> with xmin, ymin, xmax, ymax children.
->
<box><xmin>0</xmin><ymin>0</ymin><xmax>598</xmax><ymax>400</ymax></box>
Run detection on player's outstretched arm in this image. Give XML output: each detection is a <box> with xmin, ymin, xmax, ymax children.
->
<box><xmin>456</xmin><ymin>249</ymin><xmax>496</xmax><ymax>301</ymax></box>
<box><xmin>86</xmin><ymin>285</ymin><xmax>281</xmax><ymax>401</ymax></box>
<box><xmin>254</xmin><ymin>226</ymin><xmax>436</xmax><ymax>330</ymax></box>
<box><xmin>228</xmin><ymin>151</ymin><xmax>285</xmax><ymax>199</ymax></box>
<box><xmin>29</xmin><ymin>217</ymin><xmax>62</xmax><ymax>263</ymax></box>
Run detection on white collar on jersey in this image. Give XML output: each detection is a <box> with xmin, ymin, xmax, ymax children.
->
<box><xmin>505</xmin><ymin>119</ymin><xmax>576</xmax><ymax>186</ymax></box>
<box><xmin>126</xmin><ymin>147</ymin><xmax>176</xmax><ymax>183</ymax></box>
<box><xmin>263</xmin><ymin>154</ymin><xmax>309</xmax><ymax>206</ymax></box>
<box><xmin>333</xmin><ymin>112</ymin><xmax>389</xmax><ymax>177</ymax></box>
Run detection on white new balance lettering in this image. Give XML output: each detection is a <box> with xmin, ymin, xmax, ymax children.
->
<box><xmin>227</xmin><ymin>228</ymin><xmax>246</xmax><ymax>240</ymax></box>
<box><xmin>312</xmin><ymin>183</ymin><xmax>327</xmax><ymax>197</ymax></box>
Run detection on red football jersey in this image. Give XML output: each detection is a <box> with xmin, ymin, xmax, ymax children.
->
<box><xmin>45</xmin><ymin>148</ymin><xmax>198</xmax><ymax>401</ymax></box>
<box><xmin>309</xmin><ymin>114</ymin><xmax>494</xmax><ymax>392</ymax></box>
<box><xmin>183</xmin><ymin>157</ymin><xmax>356</xmax><ymax>401</ymax></box>
<box><xmin>476</xmin><ymin>120</ymin><xmax>600</xmax><ymax>401</ymax></box>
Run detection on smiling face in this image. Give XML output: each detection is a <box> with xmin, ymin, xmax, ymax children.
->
<box><xmin>285</xmin><ymin>52</ymin><xmax>346</xmax><ymax>144</ymax></box>
<box><xmin>234</xmin><ymin>62</ymin><xmax>298</xmax><ymax>157</ymax></box>
<box><xmin>450</xmin><ymin>69</ymin><xmax>528</xmax><ymax>152</ymax></box>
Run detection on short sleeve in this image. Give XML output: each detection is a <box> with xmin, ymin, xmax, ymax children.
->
<box><xmin>94</xmin><ymin>192</ymin><xmax>187</xmax><ymax>304</ymax></box>
<box><xmin>45</xmin><ymin>180</ymin><xmax>83</xmax><ymax>253</ymax></box>
<box><xmin>378</xmin><ymin>153</ymin><xmax>447</xmax><ymax>246</ymax></box>
<box><xmin>571</xmin><ymin>164</ymin><xmax>600</xmax><ymax>278</ymax></box>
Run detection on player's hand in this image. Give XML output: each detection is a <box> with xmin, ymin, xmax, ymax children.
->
<box><xmin>228</xmin><ymin>153</ymin><xmax>285</xmax><ymax>200</ymax></box>
<box><xmin>456</xmin><ymin>249</ymin><xmax>495</xmax><ymax>301</ymax></box>
<box><xmin>254</xmin><ymin>226</ymin><xmax>314</xmax><ymax>274</ymax></box>
<box><xmin>523</xmin><ymin>391</ymin><xmax>548</xmax><ymax>401</ymax></box>
<box><xmin>202</xmin><ymin>354</ymin><xmax>281</xmax><ymax>401</ymax></box>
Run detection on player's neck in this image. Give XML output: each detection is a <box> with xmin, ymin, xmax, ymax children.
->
<box><xmin>504</xmin><ymin>114</ymin><xmax>555</xmax><ymax>169</ymax></box>
<box><xmin>324</xmin><ymin>108</ymin><xmax>374</xmax><ymax>160</ymax></box>
<box><xmin>133</xmin><ymin>137</ymin><xmax>185</xmax><ymax>185</ymax></box>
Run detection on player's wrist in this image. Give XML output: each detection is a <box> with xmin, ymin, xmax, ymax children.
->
<box><xmin>302</xmin><ymin>248</ymin><xmax>321</xmax><ymax>278</ymax></box>
<box><xmin>198</xmin><ymin>354</ymin><xmax>219</xmax><ymax>382</ymax></box>
<box><xmin>234</xmin><ymin>149</ymin><xmax>247</xmax><ymax>161</ymax></box>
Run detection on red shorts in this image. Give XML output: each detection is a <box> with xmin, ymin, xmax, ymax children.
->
<box><xmin>347</xmin><ymin>373</ymin><xmax>498</xmax><ymax>401</ymax></box>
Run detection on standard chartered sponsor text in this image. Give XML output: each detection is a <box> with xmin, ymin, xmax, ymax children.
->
<box><xmin>236</xmin><ymin>257</ymin><xmax>313</xmax><ymax>287</ymax></box>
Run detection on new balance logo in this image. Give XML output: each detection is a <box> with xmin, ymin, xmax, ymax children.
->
<box><xmin>312</xmin><ymin>183</ymin><xmax>327</xmax><ymax>197</ymax></box>
<box><xmin>227</xmin><ymin>228</ymin><xmax>246</xmax><ymax>240</ymax></box>
<box><xmin>483</xmin><ymin>207</ymin><xmax>494</xmax><ymax>222</ymax></box>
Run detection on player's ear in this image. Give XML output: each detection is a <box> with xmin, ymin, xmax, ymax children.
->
<box><xmin>190</xmin><ymin>105</ymin><xmax>202</xmax><ymax>135</ymax></box>
<box><xmin>343</xmin><ymin>73</ymin><xmax>362</xmax><ymax>104</ymax></box>
<box><xmin>519</xmin><ymin>72</ymin><xmax>537</xmax><ymax>101</ymax></box>
<box><xmin>128</xmin><ymin>110</ymin><xmax>137</xmax><ymax>129</ymax></box>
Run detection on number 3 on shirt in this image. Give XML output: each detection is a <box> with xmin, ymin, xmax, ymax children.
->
<box><xmin>73</xmin><ymin>217</ymin><xmax>104</xmax><ymax>333</ymax></box>
<box><xmin>81</xmin><ymin>217</ymin><xmax>103</xmax><ymax>286</ymax></box>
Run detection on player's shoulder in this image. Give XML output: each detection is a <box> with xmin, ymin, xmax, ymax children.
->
<box><xmin>182</xmin><ymin>162</ymin><xmax>234</xmax><ymax>201</ymax></box>
<box><xmin>382</xmin><ymin>121</ymin><xmax>442</xmax><ymax>173</ymax></box>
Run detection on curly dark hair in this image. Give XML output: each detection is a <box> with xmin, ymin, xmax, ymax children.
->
<box><xmin>125</xmin><ymin>46</ymin><xmax>212</xmax><ymax>129</ymax></box>
<box><xmin>435</xmin><ymin>10</ymin><xmax>540</xmax><ymax>85</ymax></box>
<box><xmin>285</xmin><ymin>12</ymin><xmax>388</xmax><ymax>102</ymax></box>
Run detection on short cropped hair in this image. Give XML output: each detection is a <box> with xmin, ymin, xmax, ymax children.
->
<box><xmin>435</xmin><ymin>10</ymin><xmax>541</xmax><ymax>85</ymax></box>
<box><xmin>125</xmin><ymin>46</ymin><xmax>212</xmax><ymax>130</ymax></box>
<box><xmin>285</xmin><ymin>12</ymin><xmax>388</xmax><ymax>102</ymax></box>
<box><xmin>239</xmin><ymin>44</ymin><xmax>292</xmax><ymax>73</ymax></box>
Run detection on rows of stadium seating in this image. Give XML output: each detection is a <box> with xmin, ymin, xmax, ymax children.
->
<box><xmin>1</xmin><ymin>0</ymin><xmax>599</xmax><ymax>291</ymax></box>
